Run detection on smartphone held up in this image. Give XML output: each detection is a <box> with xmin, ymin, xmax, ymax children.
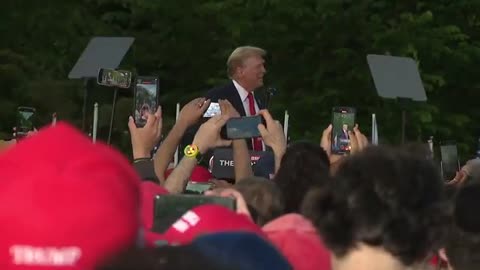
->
<box><xmin>97</xmin><ymin>68</ymin><xmax>132</xmax><ymax>89</ymax></box>
<box><xmin>440</xmin><ymin>142</ymin><xmax>460</xmax><ymax>181</ymax></box>
<box><xmin>15</xmin><ymin>107</ymin><xmax>36</xmax><ymax>139</ymax></box>
<box><xmin>133</xmin><ymin>77</ymin><xmax>160</xmax><ymax>127</ymax></box>
<box><xmin>96</xmin><ymin>68</ymin><xmax>161</xmax><ymax>128</ymax></box>
<box><xmin>331</xmin><ymin>107</ymin><xmax>356</xmax><ymax>155</ymax></box>
<box><xmin>202</xmin><ymin>100</ymin><xmax>266</xmax><ymax>140</ymax></box>
<box><xmin>225</xmin><ymin>116</ymin><xmax>265</xmax><ymax>140</ymax></box>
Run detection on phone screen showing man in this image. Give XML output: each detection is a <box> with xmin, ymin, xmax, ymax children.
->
<box><xmin>331</xmin><ymin>107</ymin><xmax>356</xmax><ymax>154</ymax></box>
<box><xmin>134</xmin><ymin>77</ymin><xmax>159</xmax><ymax>127</ymax></box>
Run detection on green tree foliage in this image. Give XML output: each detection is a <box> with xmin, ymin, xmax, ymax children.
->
<box><xmin>1</xmin><ymin>0</ymin><xmax>479</xmax><ymax>160</ymax></box>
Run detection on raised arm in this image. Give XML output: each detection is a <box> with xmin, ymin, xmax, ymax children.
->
<box><xmin>164</xmin><ymin>114</ymin><xmax>231</xmax><ymax>193</ymax></box>
<box><xmin>153</xmin><ymin>98</ymin><xmax>210</xmax><ymax>183</ymax></box>
<box><xmin>258</xmin><ymin>110</ymin><xmax>287</xmax><ymax>174</ymax></box>
<box><xmin>128</xmin><ymin>107</ymin><xmax>162</xmax><ymax>182</ymax></box>
<box><xmin>219</xmin><ymin>99</ymin><xmax>254</xmax><ymax>182</ymax></box>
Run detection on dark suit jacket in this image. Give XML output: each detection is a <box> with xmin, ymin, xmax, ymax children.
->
<box><xmin>205</xmin><ymin>81</ymin><xmax>266</xmax><ymax>116</ymax></box>
<box><xmin>337</xmin><ymin>130</ymin><xmax>349</xmax><ymax>141</ymax></box>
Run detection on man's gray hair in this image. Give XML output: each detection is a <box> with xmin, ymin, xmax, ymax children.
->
<box><xmin>227</xmin><ymin>46</ymin><xmax>266</xmax><ymax>78</ymax></box>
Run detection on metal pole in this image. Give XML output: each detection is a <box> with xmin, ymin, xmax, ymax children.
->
<box><xmin>107</xmin><ymin>88</ymin><xmax>118</xmax><ymax>145</ymax></box>
<box><xmin>174</xmin><ymin>103</ymin><xmax>180</xmax><ymax>166</ymax></box>
<box><xmin>283</xmin><ymin>110</ymin><xmax>289</xmax><ymax>139</ymax></box>
<box><xmin>82</xmin><ymin>78</ymin><xmax>90</xmax><ymax>131</ymax></box>
<box><xmin>401</xmin><ymin>110</ymin><xmax>406</xmax><ymax>144</ymax></box>
<box><xmin>93</xmin><ymin>103</ymin><xmax>99</xmax><ymax>143</ymax></box>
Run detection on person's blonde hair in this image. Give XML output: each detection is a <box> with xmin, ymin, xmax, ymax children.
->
<box><xmin>227</xmin><ymin>46</ymin><xmax>266</xmax><ymax>78</ymax></box>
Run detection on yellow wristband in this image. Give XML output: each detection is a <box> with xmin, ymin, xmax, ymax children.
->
<box><xmin>184</xmin><ymin>144</ymin><xmax>199</xmax><ymax>158</ymax></box>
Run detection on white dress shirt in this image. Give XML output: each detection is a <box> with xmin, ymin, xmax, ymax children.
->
<box><xmin>232</xmin><ymin>80</ymin><xmax>260</xmax><ymax>116</ymax></box>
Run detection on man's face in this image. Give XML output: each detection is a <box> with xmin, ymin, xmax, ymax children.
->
<box><xmin>343</xmin><ymin>124</ymin><xmax>348</xmax><ymax>131</ymax></box>
<box><xmin>238</xmin><ymin>55</ymin><xmax>266</xmax><ymax>91</ymax></box>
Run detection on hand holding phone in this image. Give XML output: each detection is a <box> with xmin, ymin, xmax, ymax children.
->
<box><xmin>193</xmin><ymin>115</ymin><xmax>231</xmax><ymax>153</ymax></box>
<box><xmin>128</xmin><ymin>106</ymin><xmax>162</xmax><ymax>160</ymax></box>
<box><xmin>331</xmin><ymin>107</ymin><xmax>356</xmax><ymax>155</ymax></box>
<box><xmin>176</xmin><ymin>98</ymin><xmax>210</xmax><ymax>128</ymax></box>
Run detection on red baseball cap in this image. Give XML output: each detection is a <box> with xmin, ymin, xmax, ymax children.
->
<box><xmin>140</xmin><ymin>181</ymin><xmax>169</xmax><ymax>230</ymax></box>
<box><xmin>160</xmin><ymin>204</ymin><xmax>265</xmax><ymax>245</ymax></box>
<box><xmin>190</xmin><ymin>166</ymin><xmax>212</xmax><ymax>183</ymax></box>
<box><xmin>0</xmin><ymin>123</ymin><xmax>141</xmax><ymax>269</ymax></box>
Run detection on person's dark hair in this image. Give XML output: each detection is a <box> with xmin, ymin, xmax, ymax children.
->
<box><xmin>302</xmin><ymin>145</ymin><xmax>449</xmax><ymax>266</ymax></box>
<box><xmin>97</xmin><ymin>246</ymin><xmax>233</xmax><ymax>270</ymax></box>
<box><xmin>234</xmin><ymin>177</ymin><xmax>285</xmax><ymax>226</ymax></box>
<box><xmin>273</xmin><ymin>141</ymin><xmax>330</xmax><ymax>213</ymax></box>
<box><xmin>445</xmin><ymin>182</ymin><xmax>480</xmax><ymax>270</ymax></box>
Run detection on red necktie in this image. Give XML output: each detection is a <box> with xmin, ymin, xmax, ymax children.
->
<box><xmin>247</xmin><ymin>93</ymin><xmax>263</xmax><ymax>151</ymax></box>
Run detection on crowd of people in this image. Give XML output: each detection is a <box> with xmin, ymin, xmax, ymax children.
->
<box><xmin>0</xmin><ymin>46</ymin><xmax>479</xmax><ymax>270</ymax></box>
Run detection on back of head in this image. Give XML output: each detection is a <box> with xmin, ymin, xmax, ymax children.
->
<box><xmin>302</xmin><ymin>145</ymin><xmax>449</xmax><ymax>267</ymax></box>
<box><xmin>445</xmin><ymin>182</ymin><xmax>480</xmax><ymax>270</ymax></box>
<box><xmin>274</xmin><ymin>141</ymin><xmax>330</xmax><ymax>213</ymax></box>
<box><xmin>97</xmin><ymin>246</ymin><xmax>232</xmax><ymax>270</ymax></box>
<box><xmin>0</xmin><ymin>123</ymin><xmax>141</xmax><ymax>269</ymax></box>
<box><xmin>234</xmin><ymin>177</ymin><xmax>284</xmax><ymax>226</ymax></box>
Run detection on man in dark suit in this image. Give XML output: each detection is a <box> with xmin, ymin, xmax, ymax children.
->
<box><xmin>337</xmin><ymin>124</ymin><xmax>349</xmax><ymax>140</ymax></box>
<box><xmin>335</xmin><ymin>124</ymin><xmax>350</xmax><ymax>151</ymax></box>
<box><xmin>205</xmin><ymin>46</ymin><xmax>267</xmax><ymax>151</ymax></box>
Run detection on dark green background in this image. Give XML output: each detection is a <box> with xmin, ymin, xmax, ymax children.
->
<box><xmin>1</xmin><ymin>0</ymin><xmax>480</xmax><ymax>161</ymax></box>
